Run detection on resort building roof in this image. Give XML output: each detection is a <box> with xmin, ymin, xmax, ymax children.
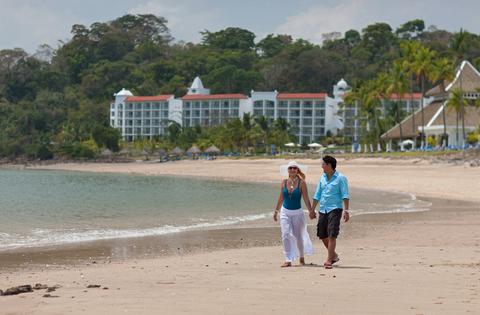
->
<box><xmin>277</xmin><ymin>93</ymin><xmax>327</xmax><ymax>99</ymax></box>
<box><xmin>181</xmin><ymin>94</ymin><xmax>248</xmax><ymax>100</ymax></box>
<box><xmin>125</xmin><ymin>95</ymin><xmax>174</xmax><ymax>102</ymax></box>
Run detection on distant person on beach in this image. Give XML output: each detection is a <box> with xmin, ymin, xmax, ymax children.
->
<box><xmin>312</xmin><ymin>155</ymin><xmax>350</xmax><ymax>269</ymax></box>
<box><xmin>274</xmin><ymin>161</ymin><xmax>316</xmax><ymax>267</ymax></box>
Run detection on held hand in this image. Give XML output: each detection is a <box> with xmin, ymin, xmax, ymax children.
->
<box><xmin>308</xmin><ymin>211</ymin><xmax>316</xmax><ymax>220</ymax></box>
<box><xmin>343</xmin><ymin>210</ymin><xmax>350</xmax><ymax>223</ymax></box>
<box><xmin>273</xmin><ymin>211</ymin><xmax>278</xmax><ymax>222</ymax></box>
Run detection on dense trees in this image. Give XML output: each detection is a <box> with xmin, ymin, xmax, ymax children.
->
<box><xmin>1</xmin><ymin>15</ymin><xmax>480</xmax><ymax>159</ymax></box>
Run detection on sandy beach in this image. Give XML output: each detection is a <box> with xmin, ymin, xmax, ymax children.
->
<box><xmin>1</xmin><ymin>158</ymin><xmax>479</xmax><ymax>314</ymax></box>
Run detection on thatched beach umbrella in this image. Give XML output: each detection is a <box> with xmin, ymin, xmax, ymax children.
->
<box><xmin>157</xmin><ymin>148</ymin><xmax>167</xmax><ymax>157</ymax></box>
<box><xmin>171</xmin><ymin>146</ymin><xmax>184</xmax><ymax>156</ymax></box>
<box><xmin>187</xmin><ymin>145</ymin><xmax>201</xmax><ymax>159</ymax></box>
<box><xmin>187</xmin><ymin>145</ymin><xmax>201</xmax><ymax>154</ymax></box>
<box><xmin>205</xmin><ymin>145</ymin><xmax>221</xmax><ymax>154</ymax></box>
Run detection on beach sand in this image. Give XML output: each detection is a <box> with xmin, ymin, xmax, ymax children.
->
<box><xmin>1</xmin><ymin>158</ymin><xmax>479</xmax><ymax>314</ymax></box>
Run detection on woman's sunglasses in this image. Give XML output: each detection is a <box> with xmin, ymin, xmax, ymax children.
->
<box><xmin>288</xmin><ymin>167</ymin><xmax>298</xmax><ymax>170</ymax></box>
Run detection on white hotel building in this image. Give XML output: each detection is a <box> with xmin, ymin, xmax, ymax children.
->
<box><xmin>110</xmin><ymin>77</ymin><xmax>345</xmax><ymax>143</ymax></box>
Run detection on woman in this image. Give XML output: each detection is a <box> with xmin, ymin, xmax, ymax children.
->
<box><xmin>274</xmin><ymin>161</ymin><xmax>316</xmax><ymax>267</ymax></box>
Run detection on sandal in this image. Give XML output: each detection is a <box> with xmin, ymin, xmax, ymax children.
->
<box><xmin>281</xmin><ymin>262</ymin><xmax>292</xmax><ymax>268</ymax></box>
<box><xmin>332</xmin><ymin>256</ymin><xmax>340</xmax><ymax>264</ymax></box>
<box><xmin>324</xmin><ymin>261</ymin><xmax>333</xmax><ymax>269</ymax></box>
<box><xmin>299</xmin><ymin>257</ymin><xmax>305</xmax><ymax>265</ymax></box>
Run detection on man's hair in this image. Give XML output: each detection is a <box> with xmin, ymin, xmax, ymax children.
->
<box><xmin>322</xmin><ymin>155</ymin><xmax>337</xmax><ymax>170</ymax></box>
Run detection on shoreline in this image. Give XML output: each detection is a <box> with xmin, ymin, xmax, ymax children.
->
<box><xmin>1</xmin><ymin>159</ymin><xmax>479</xmax><ymax>314</ymax></box>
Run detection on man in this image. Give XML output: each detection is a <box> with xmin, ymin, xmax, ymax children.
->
<box><xmin>311</xmin><ymin>155</ymin><xmax>350</xmax><ymax>269</ymax></box>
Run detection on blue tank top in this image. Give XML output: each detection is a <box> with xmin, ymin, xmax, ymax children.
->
<box><xmin>282</xmin><ymin>179</ymin><xmax>302</xmax><ymax>210</ymax></box>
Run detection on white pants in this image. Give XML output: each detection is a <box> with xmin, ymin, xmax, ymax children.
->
<box><xmin>280</xmin><ymin>207</ymin><xmax>314</xmax><ymax>262</ymax></box>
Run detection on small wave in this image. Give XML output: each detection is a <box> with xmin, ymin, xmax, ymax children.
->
<box><xmin>0</xmin><ymin>212</ymin><xmax>270</xmax><ymax>250</ymax></box>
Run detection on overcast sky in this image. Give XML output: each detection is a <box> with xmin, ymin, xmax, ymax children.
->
<box><xmin>1</xmin><ymin>0</ymin><xmax>480</xmax><ymax>53</ymax></box>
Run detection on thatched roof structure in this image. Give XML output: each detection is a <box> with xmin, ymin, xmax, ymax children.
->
<box><xmin>171</xmin><ymin>147</ymin><xmax>184</xmax><ymax>156</ymax></box>
<box><xmin>205</xmin><ymin>145</ymin><xmax>221</xmax><ymax>154</ymax></box>
<box><xmin>187</xmin><ymin>145</ymin><xmax>201</xmax><ymax>154</ymax></box>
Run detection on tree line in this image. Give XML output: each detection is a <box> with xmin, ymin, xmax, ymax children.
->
<box><xmin>1</xmin><ymin>15</ymin><xmax>480</xmax><ymax>159</ymax></box>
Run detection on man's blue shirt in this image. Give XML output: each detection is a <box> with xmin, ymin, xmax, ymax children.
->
<box><xmin>313</xmin><ymin>171</ymin><xmax>349</xmax><ymax>213</ymax></box>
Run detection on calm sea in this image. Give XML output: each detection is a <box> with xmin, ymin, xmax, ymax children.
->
<box><xmin>0</xmin><ymin>169</ymin><xmax>430</xmax><ymax>250</ymax></box>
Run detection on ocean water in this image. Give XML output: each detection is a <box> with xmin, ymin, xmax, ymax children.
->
<box><xmin>0</xmin><ymin>169</ymin><xmax>430</xmax><ymax>250</ymax></box>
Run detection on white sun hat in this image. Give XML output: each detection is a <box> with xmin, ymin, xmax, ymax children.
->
<box><xmin>279</xmin><ymin>160</ymin><xmax>308</xmax><ymax>176</ymax></box>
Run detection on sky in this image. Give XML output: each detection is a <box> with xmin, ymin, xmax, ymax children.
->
<box><xmin>1</xmin><ymin>0</ymin><xmax>480</xmax><ymax>53</ymax></box>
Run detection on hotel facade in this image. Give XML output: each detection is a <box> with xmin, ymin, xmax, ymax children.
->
<box><xmin>110</xmin><ymin>76</ymin><xmax>433</xmax><ymax>144</ymax></box>
<box><xmin>110</xmin><ymin>77</ymin><xmax>344</xmax><ymax>143</ymax></box>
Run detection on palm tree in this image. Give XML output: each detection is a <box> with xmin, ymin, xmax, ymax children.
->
<box><xmin>430</xmin><ymin>57</ymin><xmax>455</xmax><ymax>147</ymax></box>
<box><xmin>450</xmin><ymin>29</ymin><xmax>470</xmax><ymax>148</ymax></box>
<box><xmin>411</xmin><ymin>45</ymin><xmax>436</xmax><ymax>149</ymax></box>
<box><xmin>446</xmin><ymin>89</ymin><xmax>463</xmax><ymax>146</ymax></box>
<box><xmin>386</xmin><ymin>61</ymin><xmax>409</xmax><ymax>150</ymax></box>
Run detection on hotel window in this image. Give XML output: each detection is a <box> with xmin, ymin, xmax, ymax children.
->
<box><xmin>266</xmin><ymin>100</ymin><xmax>275</xmax><ymax>108</ymax></box>
<box><xmin>127</xmin><ymin>103</ymin><xmax>133</xmax><ymax>109</ymax></box>
<box><xmin>303</xmin><ymin>110</ymin><xmax>313</xmax><ymax>116</ymax></box>
<box><xmin>315</xmin><ymin>110</ymin><xmax>325</xmax><ymax>116</ymax></box>
<box><xmin>315</xmin><ymin>127</ymin><xmax>325</xmax><ymax>134</ymax></box>
<box><xmin>153</xmin><ymin>119</ymin><xmax>159</xmax><ymax>126</ymax></box>
<box><xmin>127</xmin><ymin>111</ymin><xmax>133</xmax><ymax>118</ymax></box>
<box><xmin>184</xmin><ymin>110</ymin><xmax>191</xmax><ymax>117</ymax></box>
<box><xmin>153</xmin><ymin>102</ymin><xmax>160</xmax><ymax>109</ymax></box>
<box><xmin>145</xmin><ymin>103</ymin><xmax>151</xmax><ymax>110</ymax></box>
<box><xmin>111</xmin><ymin>111</ymin><xmax>115</xmax><ymax>117</ymax></box>
<box><xmin>161</xmin><ymin>102</ymin><xmax>169</xmax><ymax>110</ymax></box>
<box><xmin>193</xmin><ymin>102</ymin><xmax>200</xmax><ymax>109</ymax></box>
<box><xmin>202</xmin><ymin>118</ymin><xmax>209</xmax><ymax>125</ymax></box>
<box><xmin>153</xmin><ymin>128</ymin><xmax>159</xmax><ymax>134</ymax></box>
<box><xmin>290</xmin><ymin>110</ymin><xmax>300</xmax><ymax>117</ymax></box>
<box><xmin>221</xmin><ymin>109</ymin><xmax>228</xmax><ymax>116</ymax></box>
<box><xmin>254</xmin><ymin>109</ymin><xmax>263</xmax><ymax>116</ymax></box>
<box><xmin>117</xmin><ymin>120</ymin><xmax>122</xmax><ymax>126</ymax></box>
<box><xmin>302</xmin><ymin>136</ymin><xmax>311</xmax><ymax>144</ymax></box>
<box><xmin>135</xmin><ymin>128</ymin><xmax>141</xmax><ymax>134</ymax></box>
<box><xmin>315</xmin><ymin>118</ymin><xmax>325</xmax><ymax>125</ymax></box>
<box><xmin>119</xmin><ymin>104</ymin><xmax>123</xmax><ymax>109</ymax></box>
<box><xmin>303</xmin><ymin>101</ymin><xmax>312</xmax><ymax>108</ymax></box>
<box><xmin>203</xmin><ymin>110</ymin><xmax>209</xmax><ymax>116</ymax></box>
<box><xmin>193</xmin><ymin>110</ymin><xmax>200</xmax><ymax>117</ymax></box>
<box><xmin>135</xmin><ymin>111</ymin><xmax>141</xmax><ymax>118</ymax></box>
<box><xmin>192</xmin><ymin>118</ymin><xmax>200</xmax><ymax>126</ymax></box>
<box><xmin>144</xmin><ymin>128</ymin><xmax>150</xmax><ymax>134</ymax></box>
<box><xmin>136</xmin><ymin>119</ymin><xmax>142</xmax><ymax>125</ymax></box>
<box><xmin>202</xmin><ymin>101</ymin><xmax>209</xmax><ymax>109</ymax></box>
<box><xmin>184</xmin><ymin>102</ymin><xmax>191</xmax><ymax>109</ymax></box>
<box><xmin>254</xmin><ymin>100</ymin><xmax>263</xmax><ymax>108</ymax></box>
<box><xmin>223</xmin><ymin>101</ymin><xmax>230</xmax><ymax>107</ymax></box>
<box><xmin>303</xmin><ymin>118</ymin><xmax>312</xmax><ymax>125</ymax></box>
<box><xmin>211</xmin><ymin>110</ymin><xmax>219</xmax><ymax>117</ymax></box>
<box><xmin>303</xmin><ymin>127</ymin><xmax>312</xmax><ymax>134</ymax></box>
<box><xmin>290</xmin><ymin>101</ymin><xmax>300</xmax><ymax>108</ymax></box>
<box><xmin>153</xmin><ymin>111</ymin><xmax>159</xmax><ymax>117</ymax></box>
<box><xmin>135</xmin><ymin>103</ymin><xmax>142</xmax><ymax>110</ymax></box>
<box><xmin>279</xmin><ymin>101</ymin><xmax>288</xmax><ymax>107</ymax></box>
<box><xmin>163</xmin><ymin>110</ymin><xmax>168</xmax><ymax>117</ymax></box>
<box><xmin>212</xmin><ymin>101</ymin><xmax>220</xmax><ymax>109</ymax></box>
<box><xmin>266</xmin><ymin>110</ymin><xmax>274</xmax><ymax>117</ymax></box>
<box><xmin>144</xmin><ymin>120</ymin><xmax>150</xmax><ymax>125</ymax></box>
<box><xmin>278</xmin><ymin>109</ymin><xmax>288</xmax><ymax>117</ymax></box>
<box><xmin>232</xmin><ymin>109</ymin><xmax>239</xmax><ymax>116</ymax></box>
<box><xmin>144</xmin><ymin>112</ymin><xmax>150</xmax><ymax>118</ymax></box>
<box><xmin>111</xmin><ymin>120</ymin><xmax>115</xmax><ymax>126</ymax></box>
<box><xmin>233</xmin><ymin>100</ymin><xmax>240</xmax><ymax>107</ymax></box>
<box><xmin>127</xmin><ymin>120</ymin><xmax>133</xmax><ymax>126</ymax></box>
<box><xmin>126</xmin><ymin>128</ymin><xmax>133</xmax><ymax>134</ymax></box>
<box><xmin>315</xmin><ymin>101</ymin><xmax>325</xmax><ymax>108</ymax></box>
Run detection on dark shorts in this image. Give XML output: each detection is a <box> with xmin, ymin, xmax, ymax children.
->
<box><xmin>317</xmin><ymin>208</ymin><xmax>343</xmax><ymax>239</ymax></box>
